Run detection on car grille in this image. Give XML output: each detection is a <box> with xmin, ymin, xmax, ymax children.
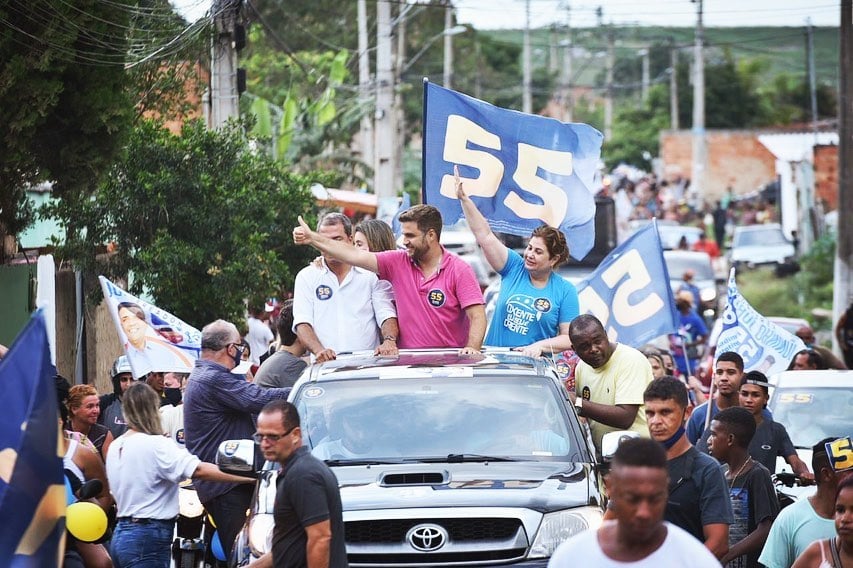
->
<box><xmin>346</xmin><ymin>517</ymin><xmax>529</xmax><ymax>566</ymax></box>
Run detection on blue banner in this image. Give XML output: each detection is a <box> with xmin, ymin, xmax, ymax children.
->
<box><xmin>575</xmin><ymin>222</ymin><xmax>679</xmax><ymax>347</ymax></box>
<box><xmin>0</xmin><ymin>312</ymin><xmax>65</xmax><ymax>565</ymax></box>
<box><xmin>99</xmin><ymin>276</ymin><xmax>201</xmax><ymax>379</ymax></box>
<box><xmin>715</xmin><ymin>269</ymin><xmax>805</xmax><ymax>375</ymax></box>
<box><xmin>423</xmin><ymin>82</ymin><xmax>603</xmax><ymax>260</ymax></box>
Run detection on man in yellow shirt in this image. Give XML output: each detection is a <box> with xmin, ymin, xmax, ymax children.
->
<box><xmin>569</xmin><ymin>314</ymin><xmax>654</xmax><ymax>455</ymax></box>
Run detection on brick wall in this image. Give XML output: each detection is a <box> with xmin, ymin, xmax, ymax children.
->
<box><xmin>813</xmin><ymin>144</ymin><xmax>839</xmax><ymax>210</ymax></box>
<box><xmin>660</xmin><ymin>130</ymin><xmax>778</xmax><ymax>202</ymax></box>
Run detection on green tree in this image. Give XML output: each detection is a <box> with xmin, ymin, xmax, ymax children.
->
<box><xmin>44</xmin><ymin>119</ymin><xmax>319</xmax><ymax>327</ymax></box>
<box><xmin>0</xmin><ymin>0</ymin><xmax>135</xmax><ymax>250</ymax></box>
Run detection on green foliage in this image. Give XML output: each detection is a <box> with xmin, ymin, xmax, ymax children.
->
<box><xmin>605</xmin><ymin>85</ymin><xmax>670</xmax><ymax>169</ymax></box>
<box><xmin>738</xmin><ymin>268</ymin><xmax>806</xmax><ymax>320</ymax></box>
<box><xmin>793</xmin><ymin>233</ymin><xmax>836</xmax><ymax>310</ymax></box>
<box><xmin>43</xmin><ymin>119</ymin><xmax>318</xmax><ymax>327</ymax></box>
<box><xmin>0</xmin><ymin>0</ymin><xmax>134</xmax><ymax>240</ymax></box>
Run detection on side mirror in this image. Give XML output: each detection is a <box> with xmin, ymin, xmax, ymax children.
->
<box><xmin>216</xmin><ymin>439</ymin><xmax>257</xmax><ymax>475</ymax></box>
<box><xmin>600</xmin><ymin>431</ymin><xmax>640</xmax><ymax>462</ymax></box>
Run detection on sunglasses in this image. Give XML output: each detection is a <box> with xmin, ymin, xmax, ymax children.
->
<box><xmin>252</xmin><ymin>424</ymin><xmax>297</xmax><ymax>444</ymax></box>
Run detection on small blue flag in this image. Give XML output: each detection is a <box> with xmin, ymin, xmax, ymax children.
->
<box><xmin>422</xmin><ymin>82</ymin><xmax>603</xmax><ymax>260</ymax></box>
<box><xmin>575</xmin><ymin>221</ymin><xmax>679</xmax><ymax>347</ymax></box>
<box><xmin>0</xmin><ymin>311</ymin><xmax>65</xmax><ymax>565</ymax></box>
<box><xmin>391</xmin><ymin>192</ymin><xmax>412</xmax><ymax>238</ymax></box>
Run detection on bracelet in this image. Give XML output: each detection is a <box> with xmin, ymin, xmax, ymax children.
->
<box><xmin>383</xmin><ymin>335</ymin><xmax>397</xmax><ymax>342</ymax></box>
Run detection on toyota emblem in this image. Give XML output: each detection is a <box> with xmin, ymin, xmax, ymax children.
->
<box><xmin>406</xmin><ymin>523</ymin><xmax>448</xmax><ymax>552</ymax></box>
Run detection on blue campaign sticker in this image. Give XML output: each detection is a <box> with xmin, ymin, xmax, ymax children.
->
<box><xmin>176</xmin><ymin>429</ymin><xmax>185</xmax><ymax>445</ymax></box>
<box><xmin>316</xmin><ymin>285</ymin><xmax>333</xmax><ymax>300</ymax></box>
<box><xmin>428</xmin><ymin>289</ymin><xmax>446</xmax><ymax>307</ymax></box>
<box><xmin>303</xmin><ymin>387</ymin><xmax>325</xmax><ymax>399</ymax></box>
<box><xmin>534</xmin><ymin>298</ymin><xmax>552</xmax><ymax>312</ymax></box>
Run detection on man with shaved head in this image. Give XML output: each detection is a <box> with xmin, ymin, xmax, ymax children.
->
<box><xmin>184</xmin><ymin>319</ymin><xmax>291</xmax><ymax>559</ymax></box>
<box><xmin>569</xmin><ymin>314</ymin><xmax>654</xmax><ymax>455</ymax></box>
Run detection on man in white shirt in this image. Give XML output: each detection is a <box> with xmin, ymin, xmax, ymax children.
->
<box><xmin>549</xmin><ymin>438</ymin><xmax>721</xmax><ymax>567</ymax></box>
<box><xmin>244</xmin><ymin>306</ymin><xmax>274</xmax><ymax>366</ymax></box>
<box><xmin>293</xmin><ymin>213</ymin><xmax>399</xmax><ymax>362</ymax></box>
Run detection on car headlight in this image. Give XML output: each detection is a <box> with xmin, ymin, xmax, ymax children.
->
<box><xmin>248</xmin><ymin>513</ymin><xmax>275</xmax><ymax>557</ymax></box>
<box><xmin>528</xmin><ymin>506</ymin><xmax>603</xmax><ymax>558</ymax></box>
<box><xmin>700</xmin><ymin>288</ymin><xmax>716</xmax><ymax>303</ymax></box>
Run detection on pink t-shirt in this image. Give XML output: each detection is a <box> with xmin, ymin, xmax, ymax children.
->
<box><xmin>376</xmin><ymin>249</ymin><xmax>484</xmax><ymax>348</ymax></box>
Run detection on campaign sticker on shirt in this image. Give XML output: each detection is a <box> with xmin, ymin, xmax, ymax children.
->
<box><xmin>534</xmin><ymin>298</ymin><xmax>552</xmax><ymax>312</ymax></box>
<box><xmin>428</xmin><ymin>289</ymin><xmax>446</xmax><ymax>307</ymax></box>
<box><xmin>581</xmin><ymin>385</ymin><xmax>591</xmax><ymax>401</ymax></box>
<box><xmin>176</xmin><ymin>429</ymin><xmax>185</xmax><ymax>445</ymax></box>
<box><xmin>316</xmin><ymin>285</ymin><xmax>333</xmax><ymax>300</ymax></box>
<box><xmin>303</xmin><ymin>387</ymin><xmax>325</xmax><ymax>398</ymax></box>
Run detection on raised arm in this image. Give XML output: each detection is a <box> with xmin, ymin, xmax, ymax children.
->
<box><xmin>293</xmin><ymin>215</ymin><xmax>379</xmax><ymax>273</ymax></box>
<box><xmin>456</xmin><ymin>177</ymin><xmax>509</xmax><ymax>272</ymax></box>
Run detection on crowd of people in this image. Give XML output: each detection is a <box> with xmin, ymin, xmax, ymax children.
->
<box><xmin>39</xmin><ymin>185</ymin><xmax>852</xmax><ymax>568</ymax></box>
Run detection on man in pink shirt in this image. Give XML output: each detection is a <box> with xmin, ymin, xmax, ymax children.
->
<box><xmin>293</xmin><ymin>205</ymin><xmax>486</xmax><ymax>352</ymax></box>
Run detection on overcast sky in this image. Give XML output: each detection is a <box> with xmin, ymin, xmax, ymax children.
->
<box><xmin>172</xmin><ymin>0</ymin><xmax>839</xmax><ymax>28</ymax></box>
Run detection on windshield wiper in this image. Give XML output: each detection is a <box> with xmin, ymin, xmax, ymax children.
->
<box><xmin>408</xmin><ymin>454</ymin><xmax>521</xmax><ymax>463</ymax></box>
<box><xmin>324</xmin><ymin>458</ymin><xmax>405</xmax><ymax>466</ymax></box>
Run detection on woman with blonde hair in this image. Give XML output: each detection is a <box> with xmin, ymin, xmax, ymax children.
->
<box><xmin>106</xmin><ymin>383</ymin><xmax>253</xmax><ymax>568</ymax></box>
<box><xmin>354</xmin><ymin>218</ymin><xmax>397</xmax><ymax>252</ymax></box>
<box><xmin>67</xmin><ymin>383</ymin><xmax>113</xmax><ymax>461</ymax></box>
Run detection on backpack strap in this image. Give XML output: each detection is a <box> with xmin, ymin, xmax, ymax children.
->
<box><xmin>829</xmin><ymin>537</ymin><xmax>843</xmax><ymax>568</ymax></box>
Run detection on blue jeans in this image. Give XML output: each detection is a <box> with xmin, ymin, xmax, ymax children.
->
<box><xmin>110</xmin><ymin>518</ymin><xmax>175</xmax><ymax>568</ymax></box>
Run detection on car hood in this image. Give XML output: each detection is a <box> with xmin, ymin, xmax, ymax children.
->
<box><xmin>334</xmin><ymin>461</ymin><xmax>595</xmax><ymax>513</ymax></box>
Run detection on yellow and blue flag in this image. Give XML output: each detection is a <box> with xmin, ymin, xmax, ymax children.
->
<box><xmin>423</xmin><ymin>82</ymin><xmax>603</xmax><ymax>260</ymax></box>
<box><xmin>0</xmin><ymin>311</ymin><xmax>65</xmax><ymax>566</ymax></box>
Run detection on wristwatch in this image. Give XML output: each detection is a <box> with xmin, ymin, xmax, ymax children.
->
<box><xmin>574</xmin><ymin>396</ymin><xmax>583</xmax><ymax>415</ymax></box>
<box><xmin>383</xmin><ymin>335</ymin><xmax>397</xmax><ymax>342</ymax></box>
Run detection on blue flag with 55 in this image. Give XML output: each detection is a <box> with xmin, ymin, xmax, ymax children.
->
<box><xmin>422</xmin><ymin>82</ymin><xmax>603</xmax><ymax>260</ymax></box>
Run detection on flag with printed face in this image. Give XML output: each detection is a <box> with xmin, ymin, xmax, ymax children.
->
<box><xmin>574</xmin><ymin>221</ymin><xmax>679</xmax><ymax>347</ymax></box>
<box><xmin>715</xmin><ymin>269</ymin><xmax>805</xmax><ymax>375</ymax></box>
<box><xmin>99</xmin><ymin>276</ymin><xmax>201</xmax><ymax>379</ymax></box>
<box><xmin>0</xmin><ymin>311</ymin><xmax>65</xmax><ymax>566</ymax></box>
<box><xmin>423</xmin><ymin>82</ymin><xmax>603</xmax><ymax>260</ymax></box>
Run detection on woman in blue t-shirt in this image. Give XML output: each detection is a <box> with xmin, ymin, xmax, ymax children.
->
<box><xmin>456</xmin><ymin>177</ymin><xmax>579</xmax><ymax>355</ymax></box>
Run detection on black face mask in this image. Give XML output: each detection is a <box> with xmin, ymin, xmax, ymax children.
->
<box><xmin>231</xmin><ymin>345</ymin><xmax>244</xmax><ymax>368</ymax></box>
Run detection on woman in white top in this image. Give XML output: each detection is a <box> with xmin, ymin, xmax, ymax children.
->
<box><xmin>106</xmin><ymin>383</ymin><xmax>253</xmax><ymax>568</ymax></box>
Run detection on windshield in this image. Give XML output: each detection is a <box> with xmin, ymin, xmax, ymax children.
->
<box><xmin>734</xmin><ymin>228</ymin><xmax>789</xmax><ymax>247</ymax></box>
<box><xmin>294</xmin><ymin>376</ymin><xmax>578</xmax><ymax>462</ymax></box>
<box><xmin>664</xmin><ymin>255</ymin><xmax>714</xmax><ymax>280</ymax></box>
<box><xmin>769</xmin><ymin>387</ymin><xmax>853</xmax><ymax>448</ymax></box>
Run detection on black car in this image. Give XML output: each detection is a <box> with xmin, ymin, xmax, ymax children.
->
<box><xmin>224</xmin><ymin>350</ymin><xmax>604</xmax><ymax>567</ymax></box>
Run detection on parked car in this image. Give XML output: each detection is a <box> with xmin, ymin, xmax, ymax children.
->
<box><xmin>655</xmin><ymin>225</ymin><xmax>704</xmax><ymax>250</ymax></box>
<box><xmin>225</xmin><ymin>350</ymin><xmax>604</xmax><ymax>567</ymax></box>
<box><xmin>663</xmin><ymin>250</ymin><xmax>720</xmax><ymax>318</ymax></box>
<box><xmin>768</xmin><ymin>370</ymin><xmax>853</xmax><ymax>502</ymax></box>
<box><xmin>729</xmin><ymin>224</ymin><xmax>796</xmax><ymax>269</ymax></box>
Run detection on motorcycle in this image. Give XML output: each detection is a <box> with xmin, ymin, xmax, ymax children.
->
<box><xmin>172</xmin><ymin>481</ymin><xmax>208</xmax><ymax>568</ymax></box>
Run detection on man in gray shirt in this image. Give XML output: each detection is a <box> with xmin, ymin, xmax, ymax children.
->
<box><xmin>255</xmin><ymin>300</ymin><xmax>307</xmax><ymax>389</ymax></box>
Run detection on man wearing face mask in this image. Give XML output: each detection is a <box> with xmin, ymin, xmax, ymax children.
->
<box><xmin>184</xmin><ymin>319</ymin><xmax>290</xmax><ymax>560</ymax></box>
<box><xmin>643</xmin><ymin>376</ymin><xmax>733</xmax><ymax>560</ymax></box>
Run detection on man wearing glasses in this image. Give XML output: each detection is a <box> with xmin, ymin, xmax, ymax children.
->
<box><xmin>184</xmin><ymin>319</ymin><xmax>291</xmax><ymax>561</ymax></box>
<box><xmin>249</xmin><ymin>400</ymin><xmax>348</xmax><ymax>568</ymax></box>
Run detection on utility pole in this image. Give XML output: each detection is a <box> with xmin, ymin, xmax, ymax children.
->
<box><xmin>834</xmin><ymin>0</ymin><xmax>853</xmax><ymax>354</ymax></box>
<box><xmin>357</xmin><ymin>0</ymin><xmax>374</xmax><ymax>177</ymax></box>
<box><xmin>691</xmin><ymin>0</ymin><xmax>707</xmax><ymax>200</ymax></box>
<box><xmin>549</xmin><ymin>25</ymin><xmax>559</xmax><ymax>75</ymax></box>
<box><xmin>374</xmin><ymin>0</ymin><xmax>395</xmax><ymax>200</ymax></box>
<box><xmin>670</xmin><ymin>38</ymin><xmax>679</xmax><ymax>130</ymax></box>
<box><xmin>640</xmin><ymin>48</ymin><xmax>650</xmax><ymax>102</ymax></box>
<box><xmin>443</xmin><ymin>3</ymin><xmax>454</xmax><ymax>88</ymax></box>
<box><xmin>210</xmin><ymin>0</ymin><xmax>241</xmax><ymax>128</ymax></box>
<box><xmin>562</xmin><ymin>4</ymin><xmax>573</xmax><ymax>121</ymax></box>
<box><xmin>523</xmin><ymin>0</ymin><xmax>532</xmax><ymax>113</ymax></box>
<box><xmin>394</xmin><ymin>11</ymin><xmax>407</xmax><ymax>194</ymax></box>
<box><xmin>605</xmin><ymin>27</ymin><xmax>614</xmax><ymax>140</ymax></box>
<box><xmin>474</xmin><ymin>38</ymin><xmax>482</xmax><ymax>99</ymax></box>
<box><xmin>806</xmin><ymin>19</ymin><xmax>819</xmax><ymax>135</ymax></box>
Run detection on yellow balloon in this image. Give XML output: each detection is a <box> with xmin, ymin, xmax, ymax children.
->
<box><xmin>66</xmin><ymin>502</ymin><xmax>108</xmax><ymax>543</ymax></box>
